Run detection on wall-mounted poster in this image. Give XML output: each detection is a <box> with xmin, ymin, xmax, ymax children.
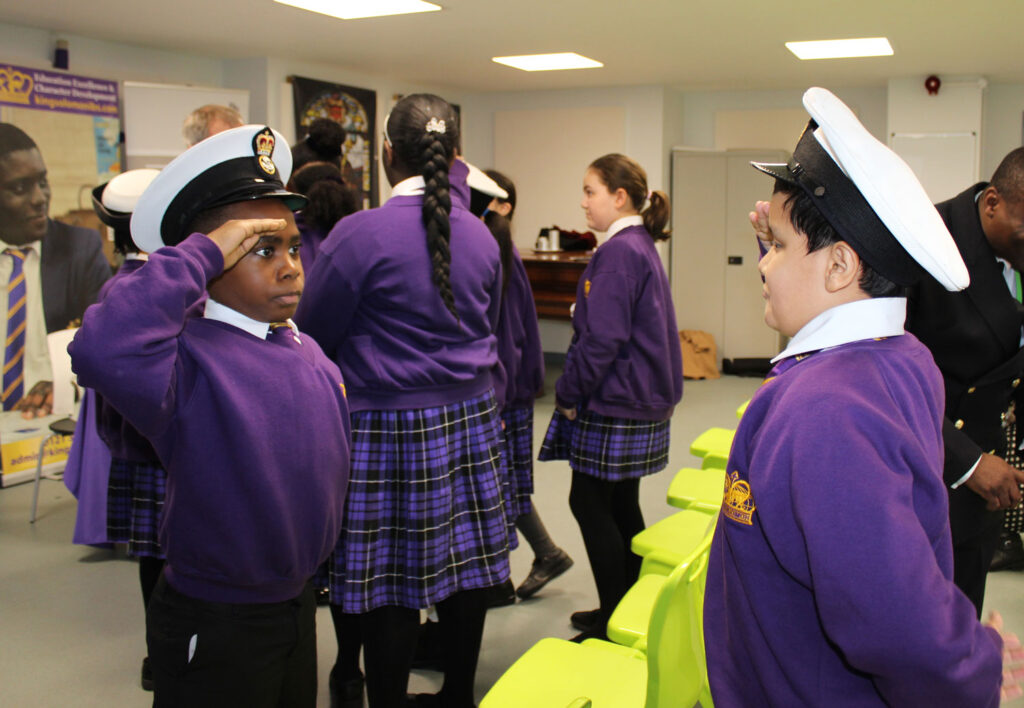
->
<box><xmin>0</xmin><ymin>62</ymin><xmax>120</xmax><ymax>221</ymax></box>
<box><xmin>291</xmin><ymin>75</ymin><xmax>377</xmax><ymax>209</ymax></box>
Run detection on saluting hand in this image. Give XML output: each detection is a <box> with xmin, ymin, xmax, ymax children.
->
<box><xmin>749</xmin><ymin>200</ymin><xmax>772</xmax><ymax>246</ymax></box>
<box><xmin>203</xmin><ymin>219</ymin><xmax>288</xmax><ymax>271</ymax></box>
<box><xmin>966</xmin><ymin>453</ymin><xmax>1024</xmax><ymax>511</ymax></box>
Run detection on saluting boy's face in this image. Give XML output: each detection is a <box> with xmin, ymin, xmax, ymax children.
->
<box><xmin>758</xmin><ymin>192</ymin><xmax>835</xmax><ymax>338</ymax></box>
<box><xmin>581</xmin><ymin>168</ymin><xmax>627</xmax><ymax>233</ymax></box>
<box><xmin>206</xmin><ymin>199</ymin><xmax>304</xmax><ymax>323</ymax></box>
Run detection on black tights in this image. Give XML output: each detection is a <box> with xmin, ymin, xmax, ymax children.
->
<box><xmin>568</xmin><ymin>472</ymin><xmax>644</xmax><ymax>626</ymax></box>
<box><xmin>330</xmin><ymin>588</ymin><xmax>489</xmax><ymax>708</ymax></box>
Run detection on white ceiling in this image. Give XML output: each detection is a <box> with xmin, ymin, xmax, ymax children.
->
<box><xmin>1</xmin><ymin>0</ymin><xmax>1022</xmax><ymax>93</ymax></box>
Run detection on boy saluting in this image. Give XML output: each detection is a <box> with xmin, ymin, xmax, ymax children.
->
<box><xmin>703</xmin><ymin>88</ymin><xmax>1023</xmax><ymax>707</ymax></box>
<box><xmin>70</xmin><ymin>125</ymin><xmax>351</xmax><ymax>707</ymax></box>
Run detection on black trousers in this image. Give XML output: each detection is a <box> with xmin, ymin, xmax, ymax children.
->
<box><xmin>952</xmin><ymin>519</ymin><xmax>1003</xmax><ymax>619</ymax></box>
<box><xmin>146</xmin><ymin>575</ymin><xmax>317</xmax><ymax>708</ymax></box>
<box><xmin>568</xmin><ymin>472</ymin><xmax>644</xmax><ymax>627</ymax></box>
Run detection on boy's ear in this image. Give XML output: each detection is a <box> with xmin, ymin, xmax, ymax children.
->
<box><xmin>824</xmin><ymin>241</ymin><xmax>862</xmax><ymax>293</ymax></box>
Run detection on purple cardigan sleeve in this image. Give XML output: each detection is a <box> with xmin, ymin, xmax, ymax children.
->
<box><xmin>555</xmin><ymin>258</ymin><xmax>636</xmax><ymax>409</ymax></box>
<box><xmin>68</xmin><ymin>234</ymin><xmax>222</xmax><ymax>440</ymax></box>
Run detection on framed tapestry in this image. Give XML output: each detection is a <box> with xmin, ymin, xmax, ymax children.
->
<box><xmin>291</xmin><ymin>75</ymin><xmax>377</xmax><ymax>208</ymax></box>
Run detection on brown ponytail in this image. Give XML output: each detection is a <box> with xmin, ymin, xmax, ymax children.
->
<box><xmin>643</xmin><ymin>190</ymin><xmax>671</xmax><ymax>241</ymax></box>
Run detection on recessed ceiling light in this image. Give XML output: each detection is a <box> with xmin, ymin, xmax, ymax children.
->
<box><xmin>492</xmin><ymin>53</ymin><xmax>603</xmax><ymax>72</ymax></box>
<box><xmin>785</xmin><ymin>37</ymin><xmax>893</xmax><ymax>60</ymax></box>
<box><xmin>274</xmin><ymin>0</ymin><xmax>441</xmax><ymax>20</ymax></box>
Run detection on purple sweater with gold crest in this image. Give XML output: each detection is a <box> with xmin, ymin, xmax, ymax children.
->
<box><xmin>704</xmin><ymin>334</ymin><xmax>1001</xmax><ymax>707</ymax></box>
<box><xmin>556</xmin><ymin>225</ymin><xmax>682</xmax><ymax>420</ymax></box>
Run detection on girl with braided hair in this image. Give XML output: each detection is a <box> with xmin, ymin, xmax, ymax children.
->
<box><xmin>295</xmin><ymin>94</ymin><xmax>511</xmax><ymax>708</ymax></box>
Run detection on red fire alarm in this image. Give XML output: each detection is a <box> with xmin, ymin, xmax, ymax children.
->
<box><xmin>925</xmin><ymin>75</ymin><xmax>941</xmax><ymax>96</ymax></box>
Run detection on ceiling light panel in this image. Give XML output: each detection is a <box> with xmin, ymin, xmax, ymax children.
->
<box><xmin>492</xmin><ymin>53</ymin><xmax>604</xmax><ymax>72</ymax></box>
<box><xmin>274</xmin><ymin>0</ymin><xmax>442</xmax><ymax>20</ymax></box>
<box><xmin>785</xmin><ymin>37</ymin><xmax>893</xmax><ymax>60</ymax></box>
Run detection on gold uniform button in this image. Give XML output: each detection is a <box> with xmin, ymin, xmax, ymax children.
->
<box><xmin>954</xmin><ymin>419</ymin><xmax>965</xmax><ymax>430</ymax></box>
<box><xmin>967</xmin><ymin>387</ymin><xmax>976</xmax><ymax>394</ymax></box>
<box><xmin>1013</xmin><ymin>379</ymin><xmax>1021</xmax><ymax>388</ymax></box>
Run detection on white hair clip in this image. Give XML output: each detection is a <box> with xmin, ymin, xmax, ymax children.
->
<box><xmin>425</xmin><ymin>117</ymin><xmax>446</xmax><ymax>135</ymax></box>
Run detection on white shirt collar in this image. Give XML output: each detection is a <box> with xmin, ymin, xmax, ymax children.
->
<box><xmin>125</xmin><ymin>252</ymin><xmax>148</xmax><ymax>261</ymax></box>
<box><xmin>771</xmin><ymin>297</ymin><xmax>907</xmax><ymax>363</ymax></box>
<box><xmin>597</xmin><ymin>215</ymin><xmax>643</xmax><ymax>249</ymax></box>
<box><xmin>204</xmin><ymin>298</ymin><xmax>281</xmax><ymax>340</ymax></box>
<box><xmin>0</xmin><ymin>239</ymin><xmax>41</xmax><ymax>257</ymax></box>
<box><xmin>389</xmin><ymin>176</ymin><xmax>425</xmax><ymax>198</ymax></box>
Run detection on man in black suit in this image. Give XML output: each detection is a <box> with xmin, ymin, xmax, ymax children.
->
<box><xmin>906</xmin><ymin>146</ymin><xmax>1024</xmax><ymax>616</ymax></box>
<box><xmin>0</xmin><ymin>122</ymin><xmax>110</xmax><ymax>415</ymax></box>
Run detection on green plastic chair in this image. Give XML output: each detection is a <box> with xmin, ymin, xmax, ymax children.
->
<box><xmin>666</xmin><ymin>467</ymin><xmax>726</xmax><ymax>512</ymax></box>
<box><xmin>701</xmin><ymin>451</ymin><xmax>729</xmax><ymax>470</ymax></box>
<box><xmin>736</xmin><ymin>399</ymin><xmax>750</xmax><ymax>419</ymax></box>
<box><xmin>608</xmin><ymin>526</ymin><xmax>714</xmax><ymax>647</ymax></box>
<box><xmin>480</xmin><ymin>551</ymin><xmax>710</xmax><ymax>708</ymax></box>
<box><xmin>631</xmin><ymin>509</ymin><xmax>717</xmax><ymax>577</ymax></box>
<box><xmin>689</xmin><ymin>427</ymin><xmax>735</xmax><ymax>460</ymax></box>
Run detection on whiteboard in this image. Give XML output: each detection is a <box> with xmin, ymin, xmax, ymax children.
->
<box><xmin>123</xmin><ymin>81</ymin><xmax>249</xmax><ymax>167</ymax></box>
<box><xmin>890</xmin><ymin>132</ymin><xmax>977</xmax><ymax>203</ymax></box>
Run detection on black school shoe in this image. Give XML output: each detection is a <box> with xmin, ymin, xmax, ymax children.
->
<box><xmin>329</xmin><ymin>666</ymin><xmax>365</xmax><ymax>708</ymax></box>
<box><xmin>141</xmin><ymin>657</ymin><xmax>154</xmax><ymax>691</ymax></box>
<box><xmin>991</xmin><ymin>531</ymin><xmax>1024</xmax><ymax>571</ymax></box>
<box><xmin>570</xmin><ymin>608</ymin><xmax>603</xmax><ymax>634</ymax></box>
<box><xmin>516</xmin><ymin>548</ymin><xmax>574</xmax><ymax>600</ymax></box>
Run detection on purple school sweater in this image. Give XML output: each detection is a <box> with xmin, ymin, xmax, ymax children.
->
<box><xmin>704</xmin><ymin>335</ymin><xmax>1001</xmax><ymax>707</ymax></box>
<box><xmin>294</xmin><ymin>182</ymin><xmax>502</xmax><ymax>412</ymax></box>
<box><xmin>555</xmin><ymin>225</ymin><xmax>682</xmax><ymax>420</ymax></box>
<box><xmin>70</xmin><ymin>234</ymin><xmax>351</xmax><ymax>604</ymax></box>
<box><xmin>494</xmin><ymin>247</ymin><xmax>544</xmax><ymax>410</ymax></box>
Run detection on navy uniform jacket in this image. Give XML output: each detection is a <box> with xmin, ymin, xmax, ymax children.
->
<box><xmin>905</xmin><ymin>183</ymin><xmax>1024</xmax><ymax>542</ymax></box>
<box><xmin>40</xmin><ymin>218</ymin><xmax>111</xmax><ymax>333</ymax></box>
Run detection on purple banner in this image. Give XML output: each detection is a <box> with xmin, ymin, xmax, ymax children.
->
<box><xmin>0</xmin><ymin>62</ymin><xmax>118</xmax><ymax>117</ymax></box>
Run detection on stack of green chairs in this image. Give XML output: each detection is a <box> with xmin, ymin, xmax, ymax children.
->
<box><xmin>480</xmin><ymin>550</ymin><xmax>712</xmax><ymax>708</ymax></box>
<box><xmin>688</xmin><ymin>427</ymin><xmax>735</xmax><ymax>462</ymax></box>
<box><xmin>666</xmin><ymin>467</ymin><xmax>726</xmax><ymax>512</ymax></box>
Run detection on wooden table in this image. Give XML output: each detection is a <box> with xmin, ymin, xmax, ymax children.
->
<box><xmin>521</xmin><ymin>249</ymin><xmax>592</xmax><ymax>320</ymax></box>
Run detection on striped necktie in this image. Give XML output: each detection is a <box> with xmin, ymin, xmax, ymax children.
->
<box><xmin>4</xmin><ymin>247</ymin><xmax>30</xmax><ymax>410</ymax></box>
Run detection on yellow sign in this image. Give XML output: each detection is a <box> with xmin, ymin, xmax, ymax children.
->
<box><xmin>2</xmin><ymin>433</ymin><xmax>71</xmax><ymax>477</ymax></box>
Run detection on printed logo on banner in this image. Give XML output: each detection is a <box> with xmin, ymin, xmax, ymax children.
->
<box><xmin>0</xmin><ymin>62</ymin><xmax>119</xmax><ymax>117</ymax></box>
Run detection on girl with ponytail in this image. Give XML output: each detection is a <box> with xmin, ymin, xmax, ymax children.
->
<box><xmin>294</xmin><ymin>94</ymin><xmax>511</xmax><ymax>708</ymax></box>
<box><xmin>538</xmin><ymin>153</ymin><xmax>684</xmax><ymax>641</ymax></box>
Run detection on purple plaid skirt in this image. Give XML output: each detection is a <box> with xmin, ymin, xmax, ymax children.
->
<box><xmin>106</xmin><ymin>457</ymin><xmax>166</xmax><ymax>559</ymax></box>
<box><xmin>328</xmin><ymin>391</ymin><xmax>513</xmax><ymax>613</ymax></box>
<box><xmin>501</xmin><ymin>405</ymin><xmax>535</xmax><ymax>517</ymax></box>
<box><xmin>538</xmin><ymin>409</ymin><xmax>671</xmax><ymax>481</ymax></box>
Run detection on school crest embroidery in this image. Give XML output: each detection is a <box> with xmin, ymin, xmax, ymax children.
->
<box><xmin>584</xmin><ymin>279</ymin><xmax>591</xmax><ymax>298</ymax></box>
<box><xmin>722</xmin><ymin>470</ymin><xmax>756</xmax><ymax>525</ymax></box>
<box><xmin>252</xmin><ymin>127</ymin><xmax>277</xmax><ymax>176</ymax></box>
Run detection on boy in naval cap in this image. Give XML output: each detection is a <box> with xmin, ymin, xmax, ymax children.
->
<box><xmin>70</xmin><ymin>126</ymin><xmax>351</xmax><ymax>707</ymax></box>
<box><xmin>703</xmin><ymin>88</ymin><xmax>1022</xmax><ymax>707</ymax></box>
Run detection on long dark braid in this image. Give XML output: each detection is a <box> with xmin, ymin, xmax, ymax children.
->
<box><xmin>387</xmin><ymin>94</ymin><xmax>460</xmax><ymax>319</ymax></box>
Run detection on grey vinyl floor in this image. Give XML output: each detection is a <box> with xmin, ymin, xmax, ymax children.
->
<box><xmin>3</xmin><ymin>369</ymin><xmax>1024</xmax><ymax>707</ymax></box>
